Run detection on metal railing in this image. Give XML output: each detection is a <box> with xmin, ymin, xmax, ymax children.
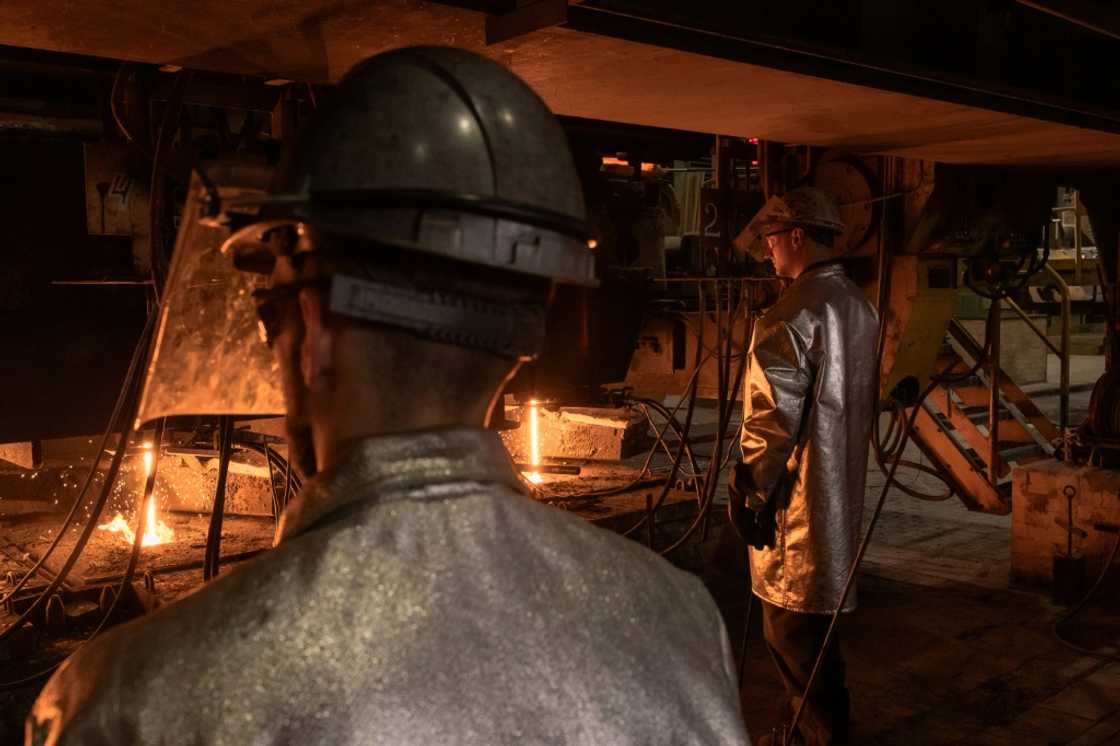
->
<box><xmin>994</xmin><ymin>223</ymin><xmax>1072</xmax><ymax>461</ymax></box>
<box><xmin>1043</xmin><ymin>262</ymin><xmax>1072</xmax><ymax>461</ymax></box>
<box><xmin>1053</xmin><ymin>190</ymin><xmax>1085</xmax><ymax>285</ymax></box>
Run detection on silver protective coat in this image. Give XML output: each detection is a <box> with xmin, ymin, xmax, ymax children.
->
<box><xmin>28</xmin><ymin>428</ymin><xmax>749</xmax><ymax>745</ymax></box>
<box><xmin>740</xmin><ymin>263</ymin><xmax>878</xmax><ymax>614</ymax></box>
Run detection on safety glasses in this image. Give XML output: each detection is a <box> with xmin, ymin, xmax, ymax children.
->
<box><xmin>252</xmin><ymin>278</ymin><xmax>326</xmax><ymax>347</ymax></box>
<box><xmin>763</xmin><ymin>227</ymin><xmax>796</xmax><ymax>248</ymax></box>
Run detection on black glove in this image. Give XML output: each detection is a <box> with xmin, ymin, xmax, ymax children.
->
<box><xmin>727</xmin><ymin>460</ymin><xmax>777</xmax><ymax>550</ymax></box>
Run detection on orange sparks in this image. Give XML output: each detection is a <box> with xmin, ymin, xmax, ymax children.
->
<box><xmin>97</xmin><ymin>444</ymin><xmax>174</xmax><ymax>547</ymax></box>
<box><xmin>97</xmin><ymin>509</ymin><xmax>173</xmax><ymax>547</ymax></box>
<box><xmin>526</xmin><ymin>399</ymin><xmax>542</xmax><ymax>484</ymax></box>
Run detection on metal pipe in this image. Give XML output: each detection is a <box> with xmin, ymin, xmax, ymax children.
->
<box><xmin>1002</xmin><ymin>296</ymin><xmax>1061</xmax><ymax>356</ymax></box>
<box><xmin>1044</xmin><ymin>262</ymin><xmax>1072</xmax><ymax>457</ymax></box>
<box><xmin>1073</xmin><ymin>190</ymin><xmax>1084</xmax><ymax>285</ymax></box>
<box><xmin>988</xmin><ymin>300</ymin><xmax>1002</xmax><ymax>487</ymax></box>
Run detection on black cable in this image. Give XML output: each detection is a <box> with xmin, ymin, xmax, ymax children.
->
<box><xmin>633</xmin><ymin>398</ymin><xmax>703</xmax><ymax>480</ymax></box>
<box><xmin>0</xmin><ymin>417</ymin><xmax>136</xmax><ymax>668</ymax></box>
<box><xmin>203</xmin><ymin>416</ymin><xmax>235</xmax><ymax>581</ymax></box>
<box><xmin>0</xmin><ymin>420</ymin><xmax>168</xmax><ymax>691</ymax></box>
<box><xmin>619</xmin><ymin>372</ymin><xmax>703</xmax><ymax>538</ymax></box>
<box><xmin>282</xmin><ymin>454</ymin><xmax>294</xmax><ymax>510</ymax></box>
<box><xmin>964</xmin><ymin>239</ymin><xmax>1051</xmax><ymax>301</ymax></box>
<box><xmin>94</xmin><ymin>420</ymin><xmax>166</xmax><ymax>627</ymax></box>
<box><xmin>786</xmin><ymin>379</ymin><xmax>937</xmax><ymax>745</ymax></box>
<box><xmin>1052</xmin><ymin>529</ymin><xmax>1120</xmax><ymax>658</ymax></box>
<box><xmin>612</xmin><ymin>286</ymin><xmax>709</xmax><ymax>535</ymax></box>
<box><xmin>148</xmin><ymin>69</ymin><xmax>192</xmax><ymax>299</ymax></box>
<box><xmin>0</xmin><ymin>311</ymin><xmax>155</xmax><ymax>607</ymax></box>
<box><xmin>737</xmin><ymin>582</ymin><xmax>755</xmax><ymax>688</ymax></box>
<box><xmin>109</xmin><ymin>63</ymin><xmax>152</xmax><ymax>156</ymax></box>
<box><xmin>872</xmin><ymin>398</ymin><xmax>954</xmax><ymax>502</ymax></box>
<box><xmin>661</xmin><ymin>283</ymin><xmax>750</xmax><ymax>556</ymax></box>
<box><xmin>236</xmin><ymin>440</ymin><xmax>303</xmax><ymax>514</ymax></box>
<box><xmin>0</xmin><ymin>311</ymin><xmax>154</xmax><ymax>652</ymax></box>
<box><xmin>263</xmin><ymin>442</ymin><xmax>279</xmax><ymax>521</ymax></box>
<box><xmin>871</xmin><ymin>305</ymin><xmax>998</xmax><ymax>502</ymax></box>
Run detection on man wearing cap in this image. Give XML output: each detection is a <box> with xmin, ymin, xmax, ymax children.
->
<box><xmin>27</xmin><ymin>48</ymin><xmax>748</xmax><ymax>745</ymax></box>
<box><xmin>729</xmin><ymin>187</ymin><xmax>878</xmax><ymax>746</ymax></box>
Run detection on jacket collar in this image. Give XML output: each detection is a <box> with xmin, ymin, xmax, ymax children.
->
<box><xmin>792</xmin><ymin>258</ymin><xmax>845</xmax><ymax>286</ymax></box>
<box><xmin>275</xmin><ymin>426</ymin><xmax>525</xmax><ymax>544</ymax></box>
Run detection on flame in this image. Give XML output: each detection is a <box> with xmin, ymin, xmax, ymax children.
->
<box><xmin>97</xmin><ymin>509</ymin><xmax>173</xmax><ymax>547</ymax></box>
<box><xmin>96</xmin><ymin>444</ymin><xmax>174</xmax><ymax>547</ymax></box>
<box><xmin>526</xmin><ymin>399</ymin><xmax>542</xmax><ymax>484</ymax></box>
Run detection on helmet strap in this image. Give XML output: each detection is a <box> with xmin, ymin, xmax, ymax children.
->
<box><xmin>325</xmin><ymin>273</ymin><xmax>545</xmax><ymax>360</ymax></box>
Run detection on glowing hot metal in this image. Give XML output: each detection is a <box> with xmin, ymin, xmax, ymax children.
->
<box><xmin>526</xmin><ymin>399</ymin><xmax>542</xmax><ymax>484</ymax></box>
<box><xmin>97</xmin><ymin>443</ymin><xmax>174</xmax><ymax>547</ymax></box>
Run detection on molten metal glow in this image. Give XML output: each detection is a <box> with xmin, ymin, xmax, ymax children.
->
<box><xmin>98</xmin><ymin>510</ymin><xmax>173</xmax><ymax>547</ymax></box>
<box><xmin>96</xmin><ymin>444</ymin><xmax>174</xmax><ymax>547</ymax></box>
<box><xmin>601</xmin><ymin>156</ymin><xmax>654</xmax><ymax>172</ymax></box>
<box><xmin>526</xmin><ymin>399</ymin><xmax>542</xmax><ymax>484</ymax></box>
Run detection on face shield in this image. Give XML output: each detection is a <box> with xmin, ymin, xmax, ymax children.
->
<box><xmin>732</xmin><ymin>188</ymin><xmax>846</xmax><ymax>262</ymax></box>
<box><xmin>134</xmin><ymin>165</ymin><xmax>285</xmax><ymax>428</ymax></box>
<box><xmin>732</xmin><ymin>195</ymin><xmax>794</xmax><ymax>262</ymax></box>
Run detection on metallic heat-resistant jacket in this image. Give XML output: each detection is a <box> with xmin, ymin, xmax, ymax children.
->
<box><xmin>740</xmin><ymin>262</ymin><xmax>878</xmax><ymax>614</ymax></box>
<box><xmin>28</xmin><ymin>427</ymin><xmax>749</xmax><ymax>745</ymax></box>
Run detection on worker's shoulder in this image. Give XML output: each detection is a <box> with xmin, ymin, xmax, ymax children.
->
<box><xmin>478</xmin><ymin>486</ymin><xmax>719</xmax><ymax>605</ymax></box>
<box><xmin>769</xmin><ymin>267</ymin><xmax>876</xmax><ymax>326</ymax></box>
<box><xmin>28</xmin><ymin>546</ymin><xmax>298</xmax><ymax>739</ymax></box>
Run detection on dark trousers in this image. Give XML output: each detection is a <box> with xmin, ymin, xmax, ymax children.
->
<box><xmin>760</xmin><ymin>598</ymin><xmax>850</xmax><ymax>746</ymax></box>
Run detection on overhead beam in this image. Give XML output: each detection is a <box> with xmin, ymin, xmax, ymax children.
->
<box><xmin>1016</xmin><ymin>0</ymin><xmax>1120</xmax><ymax>42</ymax></box>
<box><xmin>564</xmin><ymin>3</ymin><xmax>1120</xmax><ymax>137</ymax></box>
<box><xmin>485</xmin><ymin>0</ymin><xmax>566</xmax><ymax>45</ymax></box>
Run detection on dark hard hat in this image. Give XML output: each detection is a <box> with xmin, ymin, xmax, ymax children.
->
<box><xmin>264</xmin><ymin>46</ymin><xmax>594</xmax><ymax>285</ymax></box>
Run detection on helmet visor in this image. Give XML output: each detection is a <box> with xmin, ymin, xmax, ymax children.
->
<box><xmin>135</xmin><ymin>169</ymin><xmax>285</xmax><ymax>427</ymax></box>
<box><xmin>733</xmin><ymin>195</ymin><xmax>793</xmax><ymax>261</ymax></box>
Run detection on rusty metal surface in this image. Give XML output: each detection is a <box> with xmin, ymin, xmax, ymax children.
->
<box><xmin>0</xmin><ymin>2</ymin><xmax>1118</xmax><ymax>165</ymax></box>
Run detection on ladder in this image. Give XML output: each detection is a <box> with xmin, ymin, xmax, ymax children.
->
<box><xmin>906</xmin><ymin>319</ymin><xmax>1059</xmax><ymax>514</ymax></box>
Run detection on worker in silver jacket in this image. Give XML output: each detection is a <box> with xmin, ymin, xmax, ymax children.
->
<box><xmin>729</xmin><ymin>188</ymin><xmax>878</xmax><ymax>746</ymax></box>
<box><xmin>28</xmin><ymin>48</ymin><xmax>748</xmax><ymax>745</ymax></box>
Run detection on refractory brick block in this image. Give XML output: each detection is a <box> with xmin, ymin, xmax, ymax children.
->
<box><xmin>1012</xmin><ymin>459</ymin><xmax>1120</xmax><ymax>589</ymax></box>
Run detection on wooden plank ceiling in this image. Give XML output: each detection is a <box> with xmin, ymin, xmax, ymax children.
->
<box><xmin>1</xmin><ymin>0</ymin><xmax>1118</xmax><ymax>167</ymax></box>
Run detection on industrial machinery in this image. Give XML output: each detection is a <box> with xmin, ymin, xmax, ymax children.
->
<box><xmin>0</xmin><ymin>3</ymin><xmax>1119</xmax><ymax>742</ymax></box>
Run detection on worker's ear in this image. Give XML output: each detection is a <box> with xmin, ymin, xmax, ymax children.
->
<box><xmin>298</xmin><ymin>289</ymin><xmax>334</xmax><ymax>392</ymax></box>
<box><xmin>790</xmin><ymin>227</ymin><xmax>806</xmax><ymax>252</ymax></box>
